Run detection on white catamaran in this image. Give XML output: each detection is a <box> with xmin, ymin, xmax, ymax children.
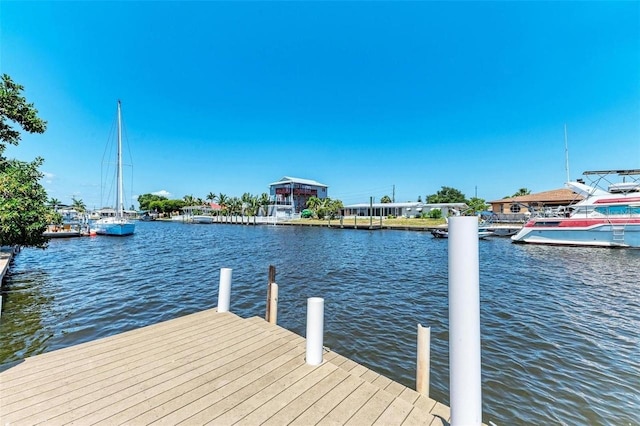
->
<box><xmin>94</xmin><ymin>100</ymin><xmax>135</xmax><ymax>236</ymax></box>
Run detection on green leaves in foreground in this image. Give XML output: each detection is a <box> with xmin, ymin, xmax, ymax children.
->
<box><xmin>0</xmin><ymin>158</ymin><xmax>53</xmax><ymax>248</ymax></box>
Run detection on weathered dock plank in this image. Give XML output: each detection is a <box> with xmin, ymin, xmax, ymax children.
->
<box><xmin>0</xmin><ymin>309</ymin><xmax>451</xmax><ymax>425</ymax></box>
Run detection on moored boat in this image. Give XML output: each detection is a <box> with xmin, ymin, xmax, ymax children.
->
<box><xmin>511</xmin><ymin>169</ymin><xmax>640</xmax><ymax>247</ymax></box>
<box><xmin>431</xmin><ymin>228</ymin><xmax>493</xmax><ymax>239</ymax></box>
<box><xmin>94</xmin><ymin>101</ymin><xmax>135</xmax><ymax>237</ymax></box>
<box><xmin>43</xmin><ymin>223</ymin><xmax>86</xmax><ymax>238</ymax></box>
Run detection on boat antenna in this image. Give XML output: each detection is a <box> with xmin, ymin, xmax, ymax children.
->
<box><xmin>564</xmin><ymin>123</ymin><xmax>570</xmax><ymax>183</ymax></box>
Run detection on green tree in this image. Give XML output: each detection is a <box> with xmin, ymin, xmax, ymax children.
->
<box><xmin>137</xmin><ymin>193</ymin><xmax>168</xmax><ymax>211</ymax></box>
<box><xmin>306</xmin><ymin>196</ymin><xmax>321</xmax><ymax>214</ymax></box>
<box><xmin>0</xmin><ymin>74</ymin><xmax>47</xmax><ymax>156</ymax></box>
<box><xmin>380</xmin><ymin>195</ymin><xmax>392</xmax><ymax>203</ymax></box>
<box><xmin>48</xmin><ymin>197</ymin><xmax>61</xmax><ymax>211</ymax></box>
<box><xmin>0</xmin><ymin>158</ymin><xmax>52</xmax><ymax>247</ymax></box>
<box><xmin>206</xmin><ymin>191</ymin><xmax>217</xmax><ymax>204</ymax></box>
<box><xmin>258</xmin><ymin>192</ymin><xmax>271</xmax><ymax>216</ymax></box>
<box><xmin>71</xmin><ymin>197</ymin><xmax>86</xmax><ymax>213</ymax></box>
<box><xmin>426</xmin><ymin>186</ymin><xmax>467</xmax><ymax>204</ymax></box>
<box><xmin>228</xmin><ymin>197</ymin><xmax>242</xmax><ymax>218</ymax></box>
<box><xmin>0</xmin><ymin>74</ymin><xmax>51</xmax><ymax>248</ymax></box>
<box><xmin>466</xmin><ymin>197</ymin><xmax>488</xmax><ymax>215</ymax></box>
<box><xmin>427</xmin><ymin>208</ymin><xmax>442</xmax><ymax>219</ymax></box>
<box><xmin>511</xmin><ymin>188</ymin><xmax>531</xmax><ymax>197</ymax></box>
<box><xmin>217</xmin><ymin>193</ymin><xmax>229</xmax><ymax>216</ymax></box>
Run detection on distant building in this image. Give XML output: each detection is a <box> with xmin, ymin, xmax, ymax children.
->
<box><xmin>342</xmin><ymin>202</ymin><xmax>467</xmax><ymax>218</ymax></box>
<box><xmin>488</xmin><ymin>188</ymin><xmax>583</xmax><ymax>221</ymax></box>
<box><xmin>269</xmin><ymin>176</ymin><xmax>328</xmax><ymax>216</ymax></box>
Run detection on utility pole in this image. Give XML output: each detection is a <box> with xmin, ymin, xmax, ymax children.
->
<box><xmin>392</xmin><ymin>185</ymin><xmax>395</xmax><ymax>203</ymax></box>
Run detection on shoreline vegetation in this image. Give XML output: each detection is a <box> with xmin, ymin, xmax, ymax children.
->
<box><xmin>156</xmin><ymin>216</ymin><xmax>450</xmax><ymax>229</ymax></box>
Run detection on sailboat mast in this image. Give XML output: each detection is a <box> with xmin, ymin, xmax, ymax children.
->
<box><xmin>116</xmin><ymin>100</ymin><xmax>124</xmax><ymax>219</ymax></box>
<box><xmin>564</xmin><ymin>123</ymin><xmax>570</xmax><ymax>183</ymax></box>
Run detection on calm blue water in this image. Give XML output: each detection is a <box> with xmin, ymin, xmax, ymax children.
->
<box><xmin>1</xmin><ymin>221</ymin><xmax>638</xmax><ymax>425</ymax></box>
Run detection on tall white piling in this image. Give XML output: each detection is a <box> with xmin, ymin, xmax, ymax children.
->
<box><xmin>218</xmin><ymin>268</ymin><xmax>232</xmax><ymax>313</ymax></box>
<box><xmin>448</xmin><ymin>216</ymin><xmax>482</xmax><ymax>425</ymax></box>
<box><xmin>305</xmin><ymin>297</ymin><xmax>324</xmax><ymax>365</ymax></box>
<box><xmin>416</xmin><ymin>323</ymin><xmax>431</xmax><ymax>396</ymax></box>
<box><xmin>268</xmin><ymin>283</ymin><xmax>278</xmax><ymax>324</ymax></box>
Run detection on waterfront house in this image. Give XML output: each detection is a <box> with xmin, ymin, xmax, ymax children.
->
<box><xmin>488</xmin><ymin>188</ymin><xmax>583</xmax><ymax>222</ymax></box>
<box><xmin>342</xmin><ymin>202</ymin><xmax>468</xmax><ymax>218</ymax></box>
<box><xmin>269</xmin><ymin>176</ymin><xmax>328</xmax><ymax>217</ymax></box>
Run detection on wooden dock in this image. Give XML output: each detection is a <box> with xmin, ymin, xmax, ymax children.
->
<box><xmin>0</xmin><ymin>309</ymin><xmax>450</xmax><ymax>425</ymax></box>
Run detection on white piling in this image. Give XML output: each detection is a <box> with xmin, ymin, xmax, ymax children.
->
<box><xmin>268</xmin><ymin>283</ymin><xmax>278</xmax><ymax>324</ymax></box>
<box><xmin>305</xmin><ymin>297</ymin><xmax>324</xmax><ymax>365</ymax></box>
<box><xmin>416</xmin><ymin>323</ymin><xmax>431</xmax><ymax>396</ymax></box>
<box><xmin>448</xmin><ymin>216</ymin><xmax>482</xmax><ymax>426</ymax></box>
<box><xmin>218</xmin><ymin>268</ymin><xmax>232</xmax><ymax>313</ymax></box>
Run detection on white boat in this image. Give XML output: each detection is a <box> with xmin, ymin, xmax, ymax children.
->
<box><xmin>191</xmin><ymin>215</ymin><xmax>214</xmax><ymax>224</ymax></box>
<box><xmin>511</xmin><ymin>169</ymin><xmax>640</xmax><ymax>247</ymax></box>
<box><xmin>430</xmin><ymin>228</ymin><xmax>493</xmax><ymax>239</ymax></box>
<box><xmin>94</xmin><ymin>101</ymin><xmax>135</xmax><ymax>237</ymax></box>
<box><xmin>44</xmin><ymin>223</ymin><xmax>86</xmax><ymax>238</ymax></box>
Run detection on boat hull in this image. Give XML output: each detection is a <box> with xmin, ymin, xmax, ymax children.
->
<box><xmin>191</xmin><ymin>215</ymin><xmax>214</xmax><ymax>224</ymax></box>
<box><xmin>511</xmin><ymin>220</ymin><xmax>640</xmax><ymax>248</ymax></box>
<box><xmin>94</xmin><ymin>221</ymin><xmax>135</xmax><ymax>236</ymax></box>
<box><xmin>43</xmin><ymin>230</ymin><xmax>82</xmax><ymax>238</ymax></box>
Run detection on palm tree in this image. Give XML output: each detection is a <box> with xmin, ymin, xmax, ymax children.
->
<box><xmin>241</xmin><ymin>192</ymin><xmax>253</xmax><ymax>216</ymax></box>
<box><xmin>228</xmin><ymin>197</ymin><xmax>242</xmax><ymax>221</ymax></box>
<box><xmin>48</xmin><ymin>197</ymin><xmax>61</xmax><ymax>211</ymax></box>
<box><xmin>258</xmin><ymin>193</ymin><xmax>271</xmax><ymax>217</ymax></box>
<box><xmin>217</xmin><ymin>193</ymin><xmax>229</xmax><ymax>218</ymax></box>
<box><xmin>206</xmin><ymin>192</ymin><xmax>217</xmax><ymax>205</ymax></box>
<box><xmin>306</xmin><ymin>196</ymin><xmax>321</xmax><ymax>215</ymax></box>
<box><xmin>380</xmin><ymin>195</ymin><xmax>392</xmax><ymax>203</ymax></box>
<box><xmin>183</xmin><ymin>194</ymin><xmax>196</xmax><ymax>205</ymax></box>
<box><xmin>71</xmin><ymin>197</ymin><xmax>86</xmax><ymax>213</ymax></box>
<box><xmin>512</xmin><ymin>188</ymin><xmax>532</xmax><ymax>197</ymax></box>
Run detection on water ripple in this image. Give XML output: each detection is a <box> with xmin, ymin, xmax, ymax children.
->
<box><xmin>0</xmin><ymin>222</ymin><xmax>638</xmax><ymax>425</ymax></box>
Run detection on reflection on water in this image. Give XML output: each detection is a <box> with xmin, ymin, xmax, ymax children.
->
<box><xmin>1</xmin><ymin>222</ymin><xmax>638</xmax><ymax>425</ymax></box>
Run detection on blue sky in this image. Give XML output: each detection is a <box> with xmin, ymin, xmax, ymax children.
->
<box><xmin>2</xmin><ymin>1</ymin><xmax>639</xmax><ymax>209</ymax></box>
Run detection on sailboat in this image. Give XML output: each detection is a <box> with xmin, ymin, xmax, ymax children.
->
<box><xmin>94</xmin><ymin>100</ymin><xmax>135</xmax><ymax>236</ymax></box>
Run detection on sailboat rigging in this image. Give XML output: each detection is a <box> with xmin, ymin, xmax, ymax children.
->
<box><xmin>94</xmin><ymin>100</ymin><xmax>135</xmax><ymax>236</ymax></box>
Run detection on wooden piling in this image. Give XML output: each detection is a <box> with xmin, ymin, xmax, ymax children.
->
<box><xmin>266</xmin><ymin>265</ymin><xmax>276</xmax><ymax>321</ymax></box>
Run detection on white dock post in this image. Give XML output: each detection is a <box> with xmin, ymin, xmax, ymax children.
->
<box><xmin>448</xmin><ymin>216</ymin><xmax>482</xmax><ymax>426</ymax></box>
<box><xmin>305</xmin><ymin>297</ymin><xmax>324</xmax><ymax>365</ymax></box>
<box><xmin>218</xmin><ymin>268</ymin><xmax>232</xmax><ymax>313</ymax></box>
<box><xmin>416</xmin><ymin>323</ymin><xmax>430</xmax><ymax>396</ymax></box>
<box><xmin>268</xmin><ymin>283</ymin><xmax>278</xmax><ymax>324</ymax></box>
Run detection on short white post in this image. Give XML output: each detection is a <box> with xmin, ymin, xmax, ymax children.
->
<box><xmin>268</xmin><ymin>283</ymin><xmax>278</xmax><ymax>324</ymax></box>
<box><xmin>448</xmin><ymin>216</ymin><xmax>482</xmax><ymax>425</ymax></box>
<box><xmin>416</xmin><ymin>323</ymin><xmax>430</xmax><ymax>396</ymax></box>
<box><xmin>305</xmin><ymin>297</ymin><xmax>324</xmax><ymax>365</ymax></box>
<box><xmin>218</xmin><ymin>268</ymin><xmax>232</xmax><ymax>313</ymax></box>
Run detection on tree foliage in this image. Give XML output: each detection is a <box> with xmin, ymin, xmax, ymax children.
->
<box><xmin>137</xmin><ymin>193</ymin><xmax>168</xmax><ymax>211</ymax></box>
<box><xmin>466</xmin><ymin>197</ymin><xmax>488</xmax><ymax>215</ymax></box>
<box><xmin>0</xmin><ymin>158</ymin><xmax>53</xmax><ymax>247</ymax></box>
<box><xmin>71</xmin><ymin>197</ymin><xmax>86</xmax><ymax>213</ymax></box>
<box><xmin>306</xmin><ymin>197</ymin><xmax>343</xmax><ymax>220</ymax></box>
<box><xmin>426</xmin><ymin>186</ymin><xmax>467</xmax><ymax>204</ymax></box>
<box><xmin>509</xmin><ymin>188</ymin><xmax>531</xmax><ymax>198</ymax></box>
<box><xmin>380</xmin><ymin>195</ymin><xmax>392</xmax><ymax>203</ymax></box>
<box><xmin>0</xmin><ymin>74</ymin><xmax>51</xmax><ymax>248</ymax></box>
<box><xmin>0</xmin><ymin>74</ymin><xmax>47</xmax><ymax>155</ymax></box>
